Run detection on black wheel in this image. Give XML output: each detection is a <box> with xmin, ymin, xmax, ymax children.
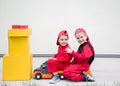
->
<box><xmin>35</xmin><ymin>73</ymin><xmax>41</xmax><ymax>80</ymax></box>
<box><xmin>59</xmin><ymin>74</ymin><xmax>64</xmax><ymax>80</ymax></box>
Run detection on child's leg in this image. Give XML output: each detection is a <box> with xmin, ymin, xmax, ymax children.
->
<box><xmin>64</xmin><ymin>65</ymin><xmax>95</xmax><ymax>82</ymax></box>
<box><xmin>47</xmin><ymin>59</ymin><xmax>67</xmax><ymax>72</ymax></box>
<box><xmin>63</xmin><ymin>65</ymin><xmax>84</xmax><ymax>81</ymax></box>
<box><xmin>47</xmin><ymin>59</ymin><xmax>59</xmax><ymax>72</ymax></box>
<box><xmin>47</xmin><ymin>59</ymin><xmax>66</xmax><ymax>84</ymax></box>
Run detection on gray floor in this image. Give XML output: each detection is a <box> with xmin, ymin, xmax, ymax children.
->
<box><xmin>0</xmin><ymin>57</ymin><xmax>120</xmax><ymax>86</ymax></box>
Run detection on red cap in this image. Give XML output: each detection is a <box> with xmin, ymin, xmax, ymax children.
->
<box><xmin>12</xmin><ymin>25</ymin><xmax>28</xmax><ymax>29</ymax></box>
<box><xmin>74</xmin><ymin>28</ymin><xmax>87</xmax><ymax>35</ymax></box>
<box><xmin>57</xmin><ymin>30</ymin><xmax>69</xmax><ymax>45</ymax></box>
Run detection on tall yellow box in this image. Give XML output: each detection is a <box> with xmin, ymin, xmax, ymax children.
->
<box><xmin>2</xmin><ymin>26</ymin><xmax>32</xmax><ymax>80</ymax></box>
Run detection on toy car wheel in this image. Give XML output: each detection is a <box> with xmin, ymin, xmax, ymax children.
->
<box><xmin>35</xmin><ymin>73</ymin><xmax>41</xmax><ymax>80</ymax></box>
<box><xmin>59</xmin><ymin>74</ymin><xmax>64</xmax><ymax>80</ymax></box>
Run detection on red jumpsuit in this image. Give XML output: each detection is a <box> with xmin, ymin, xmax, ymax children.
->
<box><xmin>47</xmin><ymin>44</ymin><xmax>72</xmax><ymax>72</ymax></box>
<box><xmin>63</xmin><ymin>42</ymin><xmax>94</xmax><ymax>81</ymax></box>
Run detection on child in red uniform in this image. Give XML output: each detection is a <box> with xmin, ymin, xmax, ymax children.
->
<box><xmin>47</xmin><ymin>30</ymin><xmax>72</xmax><ymax>84</ymax></box>
<box><xmin>64</xmin><ymin>28</ymin><xmax>95</xmax><ymax>82</ymax></box>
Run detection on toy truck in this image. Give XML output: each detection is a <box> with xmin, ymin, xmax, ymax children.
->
<box><xmin>32</xmin><ymin>61</ymin><xmax>64</xmax><ymax>80</ymax></box>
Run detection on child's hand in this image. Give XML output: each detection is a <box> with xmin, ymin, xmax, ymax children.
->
<box><xmin>65</xmin><ymin>47</ymin><xmax>73</xmax><ymax>54</ymax></box>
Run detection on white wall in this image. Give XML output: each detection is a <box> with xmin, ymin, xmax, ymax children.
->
<box><xmin>0</xmin><ymin>0</ymin><xmax>120</xmax><ymax>54</ymax></box>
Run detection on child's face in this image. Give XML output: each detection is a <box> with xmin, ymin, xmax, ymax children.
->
<box><xmin>75</xmin><ymin>32</ymin><xmax>87</xmax><ymax>44</ymax></box>
<box><xmin>58</xmin><ymin>35</ymin><xmax>68</xmax><ymax>46</ymax></box>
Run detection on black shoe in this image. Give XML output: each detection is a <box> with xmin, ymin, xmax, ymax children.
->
<box><xmin>83</xmin><ymin>72</ymin><xmax>95</xmax><ymax>82</ymax></box>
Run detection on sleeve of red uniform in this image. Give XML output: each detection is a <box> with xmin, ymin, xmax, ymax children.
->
<box><xmin>71</xmin><ymin>45</ymin><xmax>93</xmax><ymax>63</ymax></box>
<box><xmin>56</xmin><ymin>53</ymin><xmax>71</xmax><ymax>63</ymax></box>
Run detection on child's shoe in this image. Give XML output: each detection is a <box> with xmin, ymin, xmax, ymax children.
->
<box><xmin>83</xmin><ymin>71</ymin><xmax>95</xmax><ymax>82</ymax></box>
<box><xmin>49</xmin><ymin>74</ymin><xmax>60</xmax><ymax>84</ymax></box>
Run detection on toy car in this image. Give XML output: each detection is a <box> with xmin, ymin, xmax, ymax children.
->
<box><xmin>32</xmin><ymin>61</ymin><xmax>92</xmax><ymax>80</ymax></box>
<box><xmin>32</xmin><ymin>61</ymin><xmax>64</xmax><ymax>80</ymax></box>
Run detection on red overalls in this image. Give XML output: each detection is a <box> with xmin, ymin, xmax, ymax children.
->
<box><xmin>63</xmin><ymin>42</ymin><xmax>94</xmax><ymax>81</ymax></box>
<box><xmin>47</xmin><ymin>44</ymin><xmax>72</xmax><ymax>72</ymax></box>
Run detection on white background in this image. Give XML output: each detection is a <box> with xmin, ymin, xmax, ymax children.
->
<box><xmin>0</xmin><ymin>0</ymin><xmax>120</xmax><ymax>54</ymax></box>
